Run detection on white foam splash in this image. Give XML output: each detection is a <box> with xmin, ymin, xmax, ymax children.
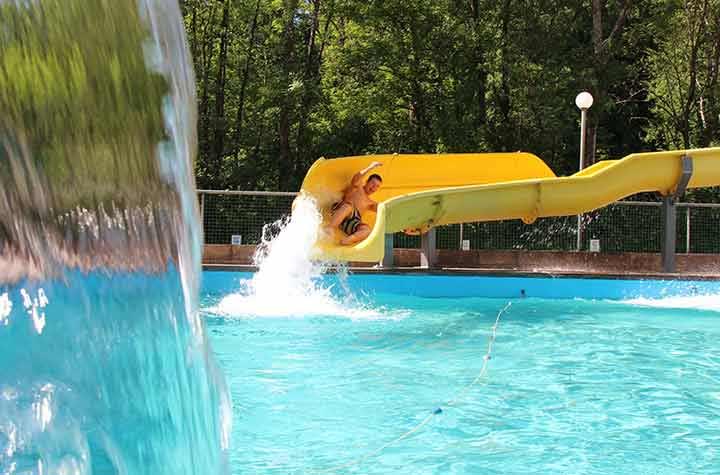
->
<box><xmin>212</xmin><ymin>286</ymin><xmax>387</xmax><ymax>319</ymax></box>
<box><xmin>32</xmin><ymin>384</ymin><xmax>55</xmax><ymax>432</ymax></box>
<box><xmin>623</xmin><ymin>294</ymin><xmax>720</xmax><ymax>312</ymax></box>
<box><xmin>19</xmin><ymin>288</ymin><xmax>48</xmax><ymax>334</ymax></box>
<box><xmin>211</xmin><ymin>195</ymin><xmax>391</xmax><ymax>320</ymax></box>
<box><xmin>0</xmin><ymin>293</ymin><xmax>11</xmax><ymax>325</ymax></box>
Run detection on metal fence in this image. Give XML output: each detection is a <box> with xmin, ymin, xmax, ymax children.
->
<box><xmin>200</xmin><ymin>190</ymin><xmax>297</xmax><ymax>246</ymax></box>
<box><xmin>199</xmin><ymin>190</ymin><xmax>720</xmax><ymax>254</ymax></box>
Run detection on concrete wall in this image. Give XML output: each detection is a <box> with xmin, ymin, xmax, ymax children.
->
<box><xmin>203</xmin><ymin>244</ymin><xmax>720</xmax><ymax>275</ymax></box>
<box><xmin>204</xmin><ymin>244</ymin><xmax>257</xmax><ymax>264</ymax></box>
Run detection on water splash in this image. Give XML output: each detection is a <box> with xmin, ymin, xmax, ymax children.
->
<box><xmin>623</xmin><ymin>294</ymin><xmax>720</xmax><ymax>312</ymax></box>
<box><xmin>212</xmin><ymin>195</ymin><xmax>386</xmax><ymax>319</ymax></box>
<box><xmin>0</xmin><ymin>293</ymin><xmax>11</xmax><ymax>325</ymax></box>
<box><xmin>252</xmin><ymin>194</ymin><xmax>328</xmax><ymax>298</ymax></box>
<box><xmin>0</xmin><ymin>1</ymin><xmax>230</xmax><ymax>474</ymax></box>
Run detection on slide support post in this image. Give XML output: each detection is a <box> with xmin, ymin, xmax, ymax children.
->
<box><xmin>661</xmin><ymin>155</ymin><xmax>693</xmax><ymax>273</ymax></box>
<box><xmin>420</xmin><ymin>228</ymin><xmax>437</xmax><ymax>269</ymax></box>
<box><xmin>381</xmin><ymin>233</ymin><xmax>394</xmax><ymax>268</ymax></box>
<box><xmin>661</xmin><ymin>197</ymin><xmax>677</xmax><ymax>273</ymax></box>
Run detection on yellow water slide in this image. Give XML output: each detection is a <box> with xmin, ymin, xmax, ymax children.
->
<box><xmin>299</xmin><ymin>148</ymin><xmax>720</xmax><ymax>262</ymax></box>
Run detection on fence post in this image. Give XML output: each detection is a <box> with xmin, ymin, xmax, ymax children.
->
<box><xmin>576</xmin><ymin>214</ymin><xmax>583</xmax><ymax>251</ymax></box>
<box><xmin>199</xmin><ymin>192</ymin><xmax>205</xmax><ymax>245</ymax></box>
<box><xmin>686</xmin><ymin>206</ymin><xmax>691</xmax><ymax>254</ymax></box>
<box><xmin>381</xmin><ymin>233</ymin><xmax>394</xmax><ymax>268</ymax></box>
<box><xmin>420</xmin><ymin>228</ymin><xmax>437</xmax><ymax>268</ymax></box>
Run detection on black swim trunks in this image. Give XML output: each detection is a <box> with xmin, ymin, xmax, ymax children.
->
<box><xmin>331</xmin><ymin>202</ymin><xmax>362</xmax><ymax>235</ymax></box>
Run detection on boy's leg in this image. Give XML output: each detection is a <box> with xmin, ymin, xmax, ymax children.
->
<box><xmin>328</xmin><ymin>203</ymin><xmax>353</xmax><ymax>229</ymax></box>
<box><xmin>340</xmin><ymin>224</ymin><xmax>371</xmax><ymax>245</ymax></box>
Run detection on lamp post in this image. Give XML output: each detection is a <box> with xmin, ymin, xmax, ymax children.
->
<box><xmin>575</xmin><ymin>91</ymin><xmax>593</xmax><ymax>251</ymax></box>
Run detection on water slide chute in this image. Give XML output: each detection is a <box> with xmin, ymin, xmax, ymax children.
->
<box><xmin>299</xmin><ymin>148</ymin><xmax>720</xmax><ymax>262</ymax></box>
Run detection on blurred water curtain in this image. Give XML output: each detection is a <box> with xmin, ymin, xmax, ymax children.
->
<box><xmin>0</xmin><ymin>1</ymin><xmax>230</xmax><ymax>475</ymax></box>
<box><xmin>0</xmin><ymin>0</ymin><xmax>200</xmax><ymax>282</ymax></box>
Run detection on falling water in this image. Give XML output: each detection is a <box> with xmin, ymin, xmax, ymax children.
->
<box><xmin>0</xmin><ymin>1</ymin><xmax>230</xmax><ymax>474</ymax></box>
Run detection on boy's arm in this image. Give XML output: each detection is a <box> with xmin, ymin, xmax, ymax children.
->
<box><xmin>350</xmin><ymin>161</ymin><xmax>383</xmax><ymax>186</ymax></box>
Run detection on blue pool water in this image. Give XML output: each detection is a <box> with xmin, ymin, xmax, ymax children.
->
<box><xmin>203</xmin><ymin>272</ymin><xmax>720</xmax><ymax>474</ymax></box>
<box><xmin>1</xmin><ymin>271</ymin><xmax>229</xmax><ymax>475</ymax></box>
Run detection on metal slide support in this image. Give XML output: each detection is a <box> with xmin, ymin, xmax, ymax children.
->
<box><xmin>420</xmin><ymin>228</ymin><xmax>437</xmax><ymax>268</ymax></box>
<box><xmin>661</xmin><ymin>155</ymin><xmax>693</xmax><ymax>273</ymax></box>
<box><xmin>381</xmin><ymin>233</ymin><xmax>394</xmax><ymax>268</ymax></box>
<box><xmin>661</xmin><ymin>197</ymin><xmax>677</xmax><ymax>273</ymax></box>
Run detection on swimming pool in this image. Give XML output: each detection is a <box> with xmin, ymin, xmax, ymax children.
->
<box><xmin>203</xmin><ymin>271</ymin><xmax>720</xmax><ymax>474</ymax></box>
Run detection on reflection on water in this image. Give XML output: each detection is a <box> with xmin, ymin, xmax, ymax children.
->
<box><xmin>0</xmin><ymin>1</ymin><xmax>230</xmax><ymax>474</ymax></box>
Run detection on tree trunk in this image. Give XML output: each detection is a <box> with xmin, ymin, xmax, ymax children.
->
<box><xmin>232</xmin><ymin>0</ymin><xmax>261</xmax><ymax>153</ymax></box>
<box><xmin>198</xmin><ymin>5</ymin><xmax>218</xmax><ymax>160</ymax></box>
<box><xmin>588</xmin><ymin>4</ymin><xmax>603</xmax><ymax>164</ymax></box>
<box><xmin>212</xmin><ymin>0</ymin><xmax>231</xmax><ymax>167</ymax></box>
<box><xmin>469</xmin><ymin>0</ymin><xmax>486</xmax><ymax>126</ymax></box>
<box><xmin>589</xmin><ymin>1</ymin><xmax>631</xmax><ymax>160</ymax></box>
<box><xmin>277</xmin><ymin>0</ymin><xmax>300</xmax><ymax>191</ymax></box>
<box><xmin>591</xmin><ymin>0</ymin><xmax>603</xmax><ymax>55</ymax></box>
<box><xmin>587</xmin><ymin>125</ymin><xmax>597</xmax><ymax>166</ymax></box>
<box><xmin>680</xmin><ymin>0</ymin><xmax>709</xmax><ymax>149</ymax></box>
<box><xmin>295</xmin><ymin>0</ymin><xmax>326</xmax><ymax>179</ymax></box>
<box><xmin>476</xmin><ymin>48</ymin><xmax>487</xmax><ymax>127</ymax></box>
<box><xmin>498</xmin><ymin>0</ymin><xmax>512</xmax><ymax>147</ymax></box>
<box><xmin>700</xmin><ymin>21</ymin><xmax>720</xmax><ymax>146</ymax></box>
<box><xmin>190</xmin><ymin>2</ymin><xmax>198</xmax><ymax>61</ymax></box>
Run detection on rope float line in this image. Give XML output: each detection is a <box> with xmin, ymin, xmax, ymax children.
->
<box><xmin>313</xmin><ymin>301</ymin><xmax>512</xmax><ymax>474</ymax></box>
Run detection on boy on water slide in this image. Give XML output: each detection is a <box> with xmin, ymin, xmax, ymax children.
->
<box><xmin>327</xmin><ymin>161</ymin><xmax>383</xmax><ymax>245</ymax></box>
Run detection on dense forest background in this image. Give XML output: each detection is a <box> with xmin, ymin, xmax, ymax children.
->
<box><xmin>180</xmin><ymin>0</ymin><xmax>720</xmax><ymax>193</ymax></box>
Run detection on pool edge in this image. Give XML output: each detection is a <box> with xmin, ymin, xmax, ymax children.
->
<box><xmin>201</xmin><ymin>263</ymin><xmax>720</xmax><ymax>281</ymax></box>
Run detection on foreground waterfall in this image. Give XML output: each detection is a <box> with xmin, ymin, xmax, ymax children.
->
<box><xmin>0</xmin><ymin>1</ymin><xmax>230</xmax><ymax>474</ymax></box>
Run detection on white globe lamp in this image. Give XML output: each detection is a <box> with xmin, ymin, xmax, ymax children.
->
<box><xmin>575</xmin><ymin>91</ymin><xmax>594</xmax><ymax>110</ymax></box>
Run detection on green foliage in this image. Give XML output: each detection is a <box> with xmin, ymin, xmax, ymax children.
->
<box><xmin>645</xmin><ymin>0</ymin><xmax>720</xmax><ymax>149</ymax></box>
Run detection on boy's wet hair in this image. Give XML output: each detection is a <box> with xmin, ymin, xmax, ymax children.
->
<box><xmin>367</xmin><ymin>173</ymin><xmax>382</xmax><ymax>183</ymax></box>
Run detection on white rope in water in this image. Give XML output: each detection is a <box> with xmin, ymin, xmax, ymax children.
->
<box><xmin>313</xmin><ymin>301</ymin><xmax>512</xmax><ymax>474</ymax></box>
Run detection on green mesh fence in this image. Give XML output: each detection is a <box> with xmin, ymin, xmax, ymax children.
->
<box><xmin>200</xmin><ymin>191</ymin><xmax>296</xmax><ymax>245</ymax></box>
<box><xmin>583</xmin><ymin>203</ymin><xmax>663</xmax><ymax>252</ymax></box>
<box><xmin>199</xmin><ymin>191</ymin><xmax>720</xmax><ymax>254</ymax></box>
<box><xmin>686</xmin><ymin>205</ymin><xmax>720</xmax><ymax>253</ymax></box>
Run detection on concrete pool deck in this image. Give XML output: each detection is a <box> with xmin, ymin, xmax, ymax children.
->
<box><xmin>203</xmin><ymin>245</ymin><xmax>720</xmax><ymax>280</ymax></box>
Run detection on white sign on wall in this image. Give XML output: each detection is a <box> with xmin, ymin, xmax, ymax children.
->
<box><xmin>462</xmin><ymin>240</ymin><xmax>470</xmax><ymax>251</ymax></box>
<box><xmin>231</xmin><ymin>235</ymin><xmax>242</xmax><ymax>246</ymax></box>
<box><xmin>589</xmin><ymin>239</ymin><xmax>600</xmax><ymax>253</ymax></box>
